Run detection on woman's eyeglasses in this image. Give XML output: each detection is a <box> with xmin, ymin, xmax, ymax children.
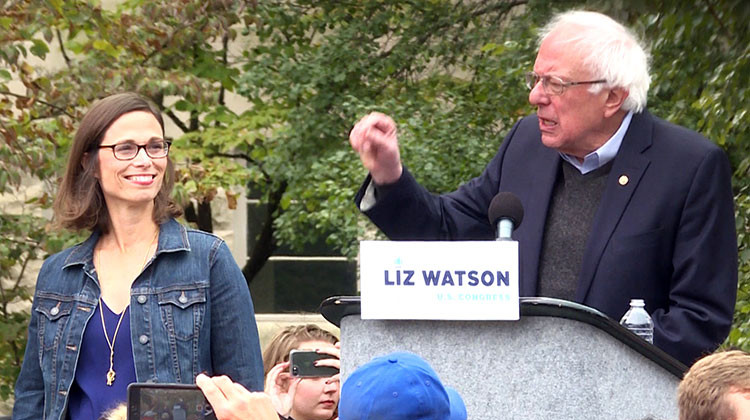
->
<box><xmin>98</xmin><ymin>140</ymin><xmax>171</xmax><ymax>161</ymax></box>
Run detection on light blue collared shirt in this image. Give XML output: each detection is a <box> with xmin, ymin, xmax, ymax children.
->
<box><xmin>560</xmin><ymin>111</ymin><xmax>634</xmax><ymax>174</ymax></box>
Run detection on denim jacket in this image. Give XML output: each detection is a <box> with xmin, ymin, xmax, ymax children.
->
<box><xmin>12</xmin><ymin>219</ymin><xmax>264</xmax><ymax>420</ymax></box>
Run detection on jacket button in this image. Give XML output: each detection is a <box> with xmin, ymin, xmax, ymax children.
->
<box><xmin>139</xmin><ymin>335</ymin><xmax>149</xmax><ymax>344</ymax></box>
<box><xmin>178</xmin><ymin>292</ymin><xmax>188</xmax><ymax>304</ymax></box>
<box><xmin>50</xmin><ymin>307</ymin><xmax>59</xmax><ymax>316</ymax></box>
<box><xmin>137</xmin><ymin>295</ymin><xmax>147</xmax><ymax>304</ymax></box>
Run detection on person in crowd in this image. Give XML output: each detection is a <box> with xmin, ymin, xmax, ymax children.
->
<box><xmin>348</xmin><ymin>9</ymin><xmax>737</xmax><ymax>366</ymax></box>
<box><xmin>262</xmin><ymin>325</ymin><xmax>340</xmax><ymax>420</ymax></box>
<box><xmin>197</xmin><ymin>350</ymin><xmax>467</xmax><ymax>420</ymax></box>
<box><xmin>338</xmin><ymin>351</ymin><xmax>467</xmax><ymax>420</ymax></box>
<box><xmin>678</xmin><ymin>350</ymin><xmax>750</xmax><ymax>420</ymax></box>
<box><xmin>12</xmin><ymin>92</ymin><xmax>264</xmax><ymax>420</ymax></box>
<box><xmin>100</xmin><ymin>404</ymin><xmax>127</xmax><ymax>420</ymax></box>
<box><xmin>198</xmin><ymin>324</ymin><xmax>340</xmax><ymax>420</ymax></box>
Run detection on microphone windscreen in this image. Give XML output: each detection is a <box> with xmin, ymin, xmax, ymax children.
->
<box><xmin>488</xmin><ymin>192</ymin><xmax>524</xmax><ymax>227</ymax></box>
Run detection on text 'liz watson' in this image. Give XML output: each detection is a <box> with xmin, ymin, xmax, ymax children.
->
<box><xmin>384</xmin><ymin>270</ymin><xmax>511</xmax><ymax>287</ymax></box>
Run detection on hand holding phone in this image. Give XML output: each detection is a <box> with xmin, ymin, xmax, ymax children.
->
<box><xmin>127</xmin><ymin>383</ymin><xmax>216</xmax><ymax>420</ymax></box>
<box><xmin>264</xmin><ymin>362</ymin><xmax>297</xmax><ymax>418</ymax></box>
<box><xmin>196</xmin><ymin>374</ymin><xmax>280</xmax><ymax>420</ymax></box>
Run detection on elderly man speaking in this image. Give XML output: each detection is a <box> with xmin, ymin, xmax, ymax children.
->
<box><xmin>349</xmin><ymin>10</ymin><xmax>738</xmax><ymax>367</ymax></box>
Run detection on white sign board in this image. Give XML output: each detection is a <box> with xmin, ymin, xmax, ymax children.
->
<box><xmin>359</xmin><ymin>240</ymin><xmax>519</xmax><ymax>320</ymax></box>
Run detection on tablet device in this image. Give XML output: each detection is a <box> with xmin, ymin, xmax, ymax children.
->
<box><xmin>127</xmin><ymin>383</ymin><xmax>216</xmax><ymax>420</ymax></box>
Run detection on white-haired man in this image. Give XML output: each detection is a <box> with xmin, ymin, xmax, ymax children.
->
<box><xmin>349</xmin><ymin>10</ymin><xmax>737</xmax><ymax>367</ymax></box>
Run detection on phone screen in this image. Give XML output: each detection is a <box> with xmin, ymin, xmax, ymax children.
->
<box><xmin>289</xmin><ymin>349</ymin><xmax>340</xmax><ymax>378</ymax></box>
<box><xmin>127</xmin><ymin>383</ymin><xmax>216</xmax><ymax>420</ymax></box>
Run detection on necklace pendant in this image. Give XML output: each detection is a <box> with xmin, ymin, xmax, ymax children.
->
<box><xmin>106</xmin><ymin>368</ymin><xmax>116</xmax><ymax>386</ymax></box>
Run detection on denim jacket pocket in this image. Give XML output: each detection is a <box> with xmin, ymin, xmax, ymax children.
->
<box><xmin>157</xmin><ymin>287</ymin><xmax>207</xmax><ymax>341</ymax></box>
<box><xmin>35</xmin><ymin>295</ymin><xmax>74</xmax><ymax>352</ymax></box>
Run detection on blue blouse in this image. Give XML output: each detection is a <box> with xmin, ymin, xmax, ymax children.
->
<box><xmin>67</xmin><ymin>301</ymin><xmax>136</xmax><ymax>420</ymax></box>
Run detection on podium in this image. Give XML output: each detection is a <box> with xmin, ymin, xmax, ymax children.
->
<box><xmin>321</xmin><ymin>296</ymin><xmax>686</xmax><ymax>420</ymax></box>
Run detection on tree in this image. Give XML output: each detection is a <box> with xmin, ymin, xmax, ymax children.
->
<box><xmin>0</xmin><ymin>0</ymin><xmax>540</xmax><ymax>400</ymax></box>
<box><xmin>222</xmin><ymin>0</ymin><xmax>540</xmax><ymax>277</ymax></box>
<box><xmin>236</xmin><ymin>0</ymin><xmax>749</xmax><ymax>352</ymax></box>
<box><xmin>606</xmin><ymin>0</ymin><xmax>750</xmax><ymax>352</ymax></box>
<box><xmin>1</xmin><ymin>0</ymin><xmax>748</xmax><ymax>406</ymax></box>
<box><xmin>0</xmin><ymin>0</ymin><xmax>257</xmax><ymax>401</ymax></box>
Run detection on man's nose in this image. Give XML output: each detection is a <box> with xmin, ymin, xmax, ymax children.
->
<box><xmin>528</xmin><ymin>77</ymin><xmax>551</xmax><ymax>106</ymax></box>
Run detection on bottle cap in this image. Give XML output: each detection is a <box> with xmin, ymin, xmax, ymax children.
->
<box><xmin>630</xmin><ymin>298</ymin><xmax>645</xmax><ymax>306</ymax></box>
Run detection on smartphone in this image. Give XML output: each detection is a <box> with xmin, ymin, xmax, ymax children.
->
<box><xmin>127</xmin><ymin>383</ymin><xmax>216</xmax><ymax>420</ymax></box>
<box><xmin>289</xmin><ymin>349</ymin><xmax>340</xmax><ymax>378</ymax></box>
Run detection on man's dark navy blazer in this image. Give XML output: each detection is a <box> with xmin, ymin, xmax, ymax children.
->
<box><xmin>355</xmin><ymin>110</ymin><xmax>738</xmax><ymax>367</ymax></box>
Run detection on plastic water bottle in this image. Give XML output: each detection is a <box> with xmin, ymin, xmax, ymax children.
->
<box><xmin>619</xmin><ymin>299</ymin><xmax>654</xmax><ymax>344</ymax></box>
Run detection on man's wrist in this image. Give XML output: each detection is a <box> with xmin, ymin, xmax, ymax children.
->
<box><xmin>359</xmin><ymin>168</ymin><xmax>403</xmax><ymax>212</ymax></box>
<box><xmin>370</xmin><ymin>164</ymin><xmax>403</xmax><ymax>186</ymax></box>
<box><xmin>373</xmin><ymin>178</ymin><xmax>398</xmax><ymax>198</ymax></box>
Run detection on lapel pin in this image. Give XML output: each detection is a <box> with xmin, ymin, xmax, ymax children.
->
<box><xmin>618</xmin><ymin>175</ymin><xmax>629</xmax><ymax>186</ymax></box>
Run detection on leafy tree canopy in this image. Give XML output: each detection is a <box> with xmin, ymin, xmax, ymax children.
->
<box><xmin>0</xmin><ymin>0</ymin><xmax>747</xmax><ymax>404</ymax></box>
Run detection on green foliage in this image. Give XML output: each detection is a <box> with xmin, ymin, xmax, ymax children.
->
<box><xmin>0</xmin><ymin>215</ymin><xmax>36</xmax><ymax>402</ymax></box>
<box><xmin>635</xmin><ymin>0</ymin><xmax>749</xmax><ymax>353</ymax></box>
<box><xmin>238</xmin><ymin>0</ymin><xmax>749</xmax><ymax>351</ymax></box>
<box><xmin>732</xmin><ymin>190</ymin><xmax>750</xmax><ymax>350</ymax></box>
<box><xmin>545</xmin><ymin>0</ymin><xmax>750</xmax><ymax>353</ymax></box>
<box><xmin>0</xmin><ymin>0</ymin><xmax>258</xmax><ymax>403</ymax></box>
<box><xmin>0</xmin><ymin>212</ymin><xmax>83</xmax><ymax>401</ymax></box>
<box><xmin>1</xmin><ymin>0</ymin><xmax>748</xmax><ymax>404</ymax></box>
<box><xmin>238</xmin><ymin>1</ymin><xmax>540</xmax><ymax>255</ymax></box>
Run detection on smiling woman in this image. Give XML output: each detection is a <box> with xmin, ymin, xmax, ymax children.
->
<box><xmin>52</xmin><ymin>93</ymin><xmax>180</xmax><ymax>234</ymax></box>
<box><xmin>95</xmin><ymin>111</ymin><xmax>169</xmax><ymax>217</ymax></box>
<box><xmin>12</xmin><ymin>93</ymin><xmax>265</xmax><ymax>420</ymax></box>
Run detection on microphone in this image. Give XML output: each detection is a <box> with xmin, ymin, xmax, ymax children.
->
<box><xmin>488</xmin><ymin>192</ymin><xmax>524</xmax><ymax>241</ymax></box>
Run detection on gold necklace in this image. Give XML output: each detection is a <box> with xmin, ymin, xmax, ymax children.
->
<box><xmin>97</xmin><ymin>228</ymin><xmax>159</xmax><ymax>386</ymax></box>
<box><xmin>99</xmin><ymin>296</ymin><xmax>127</xmax><ymax>386</ymax></box>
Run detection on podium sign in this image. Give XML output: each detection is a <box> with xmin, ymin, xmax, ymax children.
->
<box><xmin>359</xmin><ymin>241</ymin><xmax>519</xmax><ymax>320</ymax></box>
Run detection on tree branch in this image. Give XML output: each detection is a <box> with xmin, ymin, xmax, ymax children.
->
<box><xmin>140</xmin><ymin>0</ymin><xmax>212</xmax><ymax>68</ymax></box>
<box><xmin>213</xmin><ymin>151</ymin><xmax>271</xmax><ymax>180</ymax></box>
<box><xmin>0</xmin><ymin>90</ymin><xmax>74</xmax><ymax>118</ymax></box>
<box><xmin>242</xmin><ymin>180</ymin><xmax>288</xmax><ymax>285</ymax></box>
<box><xmin>140</xmin><ymin>21</ymin><xmax>192</xmax><ymax>67</ymax></box>
<box><xmin>164</xmin><ymin>109</ymin><xmax>190</xmax><ymax>133</ymax></box>
<box><xmin>0</xmin><ymin>246</ymin><xmax>33</xmax><ymax>315</ymax></box>
<box><xmin>196</xmin><ymin>200</ymin><xmax>213</xmax><ymax>232</ymax></box>
<box><xmin>702</xmin><ymin>0</ymin><xmax>729</xmax><ymax>38</ymax></box>
<box><xmin>55</xmin><ymin>28</ymin><xmax>71</xmax><ymax>67</ymax></box>
<box><xmin>383</xmin><ymin>0</ymin><xmax>526</xmax><ymax>82</ymax></box>
<box><xmin>218</xmin><ymin>31</ymin><xmax>229</xmax><ymax>116</ymax></box>
<box><xmin>12</xmin><ymin>251</ymin><xmax>32</xmax><ymax>296</ymax></box>
<box><xmin>189</xmin><ymin>110</ymin><xmax>199</xmax><ymax>131</ymax></box>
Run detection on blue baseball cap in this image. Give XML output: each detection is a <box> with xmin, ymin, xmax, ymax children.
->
<box><xmin>339</xmin><ymin>351</ymin><xmax>467</xmax><ymax>420</ymax></box>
